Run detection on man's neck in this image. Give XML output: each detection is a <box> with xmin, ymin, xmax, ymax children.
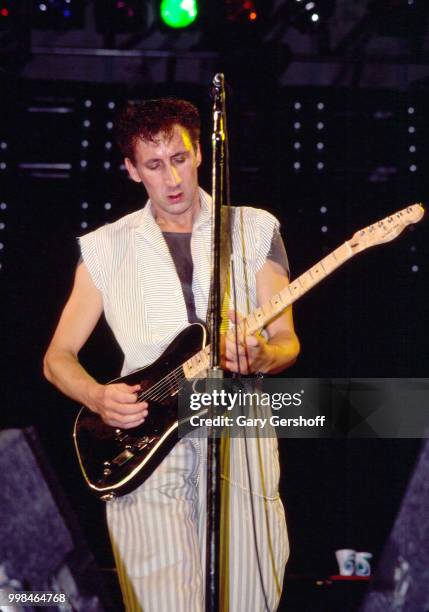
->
<box><xmin>155</xmin><ymin>215</ymin><xmax>196</xmax><ymax>233</ymax></box>
<box><xmin>152</xmin><ymin>198</ymin><xmax>201</xmax><ymax>233</ymax></box>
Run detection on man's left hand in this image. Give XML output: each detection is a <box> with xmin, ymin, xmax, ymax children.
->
<box><xmin>222</xmin><ymin>310</ymin><xmax>271</xmax><ymax>374</ymax></box>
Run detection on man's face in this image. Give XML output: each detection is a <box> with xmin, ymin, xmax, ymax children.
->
<box><xmin>125</xmin><ymin>124</ymin><xmax>201</xmax><ymax>220</ymax></box>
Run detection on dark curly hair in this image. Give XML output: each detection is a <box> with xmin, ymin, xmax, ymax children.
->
<box><xmin>115</xmin><ymin>98</ymin><xmax>201</xmax><ymax>164</ymax></box>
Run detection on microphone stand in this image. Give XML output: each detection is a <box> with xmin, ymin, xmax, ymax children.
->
<box><xmin>205</xmin><ymin>73</ymin><xmax>226</xmax><ymax>612</ymax></box>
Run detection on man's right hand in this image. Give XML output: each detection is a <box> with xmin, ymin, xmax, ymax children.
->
<box><xmin>89</xmin><ymin>382</ymin><xmax>149</xmax><ymax>429</ymax></box>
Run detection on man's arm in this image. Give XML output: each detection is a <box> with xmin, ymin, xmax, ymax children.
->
<box><xmin>43</xmin><ymin>262</ymin><xmax>148</xmax><ymax>428</ymax></box>
<box><xmin>224</xmin><ymin>259</ymin><xmax>300</xmax><ymax>374</ymax></box>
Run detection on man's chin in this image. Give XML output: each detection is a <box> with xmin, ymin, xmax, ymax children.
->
<box><xmin>165</xmin><ymin>199</ymin><xmax>193</xmax><ymax>214</ymax></box>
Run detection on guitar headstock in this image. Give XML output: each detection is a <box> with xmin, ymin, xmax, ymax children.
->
<box><xmin>347</xmin><ymin>203</ymin><xmax>424</xmax><ymax>254</ymax></box>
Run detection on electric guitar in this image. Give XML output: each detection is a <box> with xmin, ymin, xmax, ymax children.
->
<box><xmin>74</xmin><ymin>204</ymin><xmax>424</xmax><ymax>500</ymax></box>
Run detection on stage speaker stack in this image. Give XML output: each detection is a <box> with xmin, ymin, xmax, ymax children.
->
<box><xmin>361</xmin><ymin>436</ymin><xmax>429</xmax><ymax>611</ymax></box>
<box><xmin>0</xmin><ymin>427</ymin><xmax>114</xmax><ymax>611</ymax></box>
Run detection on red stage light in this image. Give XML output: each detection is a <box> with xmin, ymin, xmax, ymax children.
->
<box><xmin>0</xmin><ymin>8</ymin><xmax>9</xmax><ymax>17</ymax></box>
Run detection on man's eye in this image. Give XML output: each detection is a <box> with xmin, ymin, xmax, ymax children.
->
<box><xmin>147</xmin><ymin>164</ymin><xmax>160</xmax><ymax>170</ymax></box>
<box><xmin>174</xmin><ymin>156</ymin><xmax>186</xmax><ymax>163</ymax></box>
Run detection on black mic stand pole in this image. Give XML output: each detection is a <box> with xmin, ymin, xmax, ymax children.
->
<box><xmin>205</xmin><ymin>72</ymin><xmax>226</xmax><ymax>612</ymax></box>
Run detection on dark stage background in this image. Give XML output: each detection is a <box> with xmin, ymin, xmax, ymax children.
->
<box><xmin>1</xmin><ymin>48</ymin><xmax>428</xmax><ymax>611</ymax></box>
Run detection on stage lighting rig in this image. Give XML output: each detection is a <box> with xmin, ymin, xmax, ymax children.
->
<box><xmin>32</xmin><ymin>0</ymin><xmax>85</xmax><ymax>29</ymax></box>
<box><xmin>158</xmin><ymin>1</ymin><xmax>270</xmax><ymax>34</ymax></box>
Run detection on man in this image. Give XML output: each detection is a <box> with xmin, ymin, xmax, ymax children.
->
<box><xmin>44</xmin><ymin>98</ymin><xmax>300</xmax><ymax>611</ymax></box>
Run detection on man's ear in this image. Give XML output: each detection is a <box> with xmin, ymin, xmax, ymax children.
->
<box><xmin>124</xmin><ymin>157</ymin><xmax>141</xmax><ymax>183</ymax></box>
<box><xmin>196</xmin><ymin>142</ymin><xmax>202</xmax><ymax>168</ymax></box>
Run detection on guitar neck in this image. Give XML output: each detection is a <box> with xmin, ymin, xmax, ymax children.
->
<box><xmin>238</xmin><ymin>240</ymin><xmax>354</xmax><ymax>335</ymax></box>
<box><xmin>183</xmin><ymin>240</ymin><xmax>354</xmax><ymax>378</ymax></box>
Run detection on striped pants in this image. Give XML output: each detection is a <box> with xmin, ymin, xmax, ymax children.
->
<box><xmin>106</xmin><ymin>435</ymin><xmax>289</xmax><ymax>612</ymax></box>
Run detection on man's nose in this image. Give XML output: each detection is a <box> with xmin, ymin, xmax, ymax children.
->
<box><xmin>165</xmin><ymin>163</ymin><xmax>181</xmax><ymax>187</ymax></box>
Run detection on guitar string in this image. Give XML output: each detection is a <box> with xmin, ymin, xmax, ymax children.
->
<box><xmin>147</xmin><ymin>371</ymin><xmax>188</xmax><ymax>404</ymax></box>
<box><xmin>142</xmin><ymin>368</ymin><xmax>186</xmax><ymax>402</ymax></box>
<box><xmin>142</xmin><ymin>370</ymin><xmax>195</xmax><ymax>405</ymax></box>
<box><xmin>135</xmin><ymin>354</ymin><xmax>207</xmax><ymax>404</ymax></box>
<box><xmin>143</xmin><ymin>354</ymin><xmax>206</xmax><ymax>399</ymax></box>
<box><xmin>136</xmin><ymin>365</ymin><xmax>186</xmax><ymax>402</ymax></box>
<box><xmin>138</xmin><ymin>341</ymin><xmax>211</xmax><ymax>403</ymax></box>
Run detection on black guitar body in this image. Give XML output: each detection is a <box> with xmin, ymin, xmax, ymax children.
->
<box><xmin>74</xmin><ymin>323</ymin><xmax>206</xmax><ymax>500</ymax></box>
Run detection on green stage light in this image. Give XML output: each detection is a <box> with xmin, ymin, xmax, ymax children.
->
<box><xmin>160</xmin><ymin>0</ymin><xmax>198</xmax><ymax>29</ymax></box>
